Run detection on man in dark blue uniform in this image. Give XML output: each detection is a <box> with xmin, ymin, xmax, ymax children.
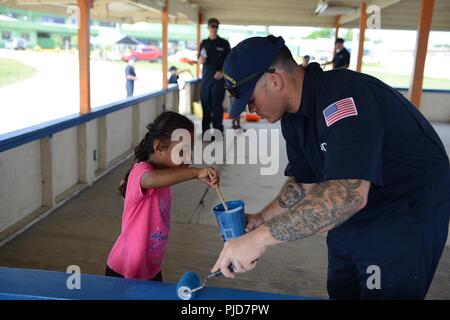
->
<box><xmin>198</xmin><ymin>18</ymin><xmax>231</xmax><ymax>134</ymax></box>
<box><xmin>323</xmin><ymin>38</ymin><xmax>351</xmax><ymax>70</ymax></box>
<box><xmin>212</xmin><ymin>35</ymin><xmax>450</xmax><ymax>299</ymax></box>
<box><xmin>125</xmin><ymin>57</ymin><xmax>138</xmax><ymax>97</ymax></box>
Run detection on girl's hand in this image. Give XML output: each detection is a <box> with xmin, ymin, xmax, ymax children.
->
<box><xmin>245</xmin><ymin>213</ymin><xmax>265</xmax><ymax>232</ymax></box>
<box><xmin>197</xmin><ymin>167</ymin><xmax>220</xmax><ymax>188</ymax></box>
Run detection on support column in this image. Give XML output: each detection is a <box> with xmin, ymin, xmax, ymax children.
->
<box><xmin>196</xmin><ymin>12</ymin><xmax>202</xmax><ymax>78</ymax></box>
<box><xmin>333</xmin><ymin>15</ymin><xmax>340</xmax><ymax>57</ymax></box>
<box><xmin>409</xmin><ymin>0</ymin><xmax>435</xmax><ymax>108</ymax></box>
<box><xmin>356</xmin><ymin>1</ymin><xmax>367</xmax><ymax>72</ymax></box>
<box><xmin>162</xmin><ymin>0</ymin><xmax>169</xmax><ymax>89</ymax></box>
<box><xmin>77</xmin><ymin>0</ymin><xmax>91</xmax><ymax>114</ymax></box>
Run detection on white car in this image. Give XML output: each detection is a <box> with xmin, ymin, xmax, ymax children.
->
<box><xmin>168</xmin><ymin>49</ymin><xmax>197</xmax><ymax>63</ymax></box>
<box><xmin>5</xmin><ymin>38</ymin><xmax>27</xmax><ymax>50</ymax></box>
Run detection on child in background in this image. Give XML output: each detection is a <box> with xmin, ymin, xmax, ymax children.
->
<box><xmin>168</xmin><ymin>66</ymin><xmax>179</xmax><ymax>85</ymax></box>
<box><xmin>106</xmin><ymin>111</ymin><xmax>220</xmax><ymax>281</ymax></box>
<box><xmin>168</xmin><ymin>65</ymin><xmax>194</xmax><ymax>85</ymax></box>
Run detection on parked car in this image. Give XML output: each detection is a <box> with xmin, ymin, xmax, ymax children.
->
<box><xmin>5</xmin><ymin>38</ymin><xmax>27</xmax><ymax>50</ymax></box>
<box><xmin>121</xmin><ymin>45</ymin><xmax>162</xmax><ymax>62</ymax></box>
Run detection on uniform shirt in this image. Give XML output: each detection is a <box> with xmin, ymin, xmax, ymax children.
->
<box><xmin>332</xmin><ymin>47</ymin><xmax>350</xmax><ymax>69</ymax></box>
<box><xmin>281</xmin><ymin>62</ymin><xmax>449</xmax><ymax>220</ymax></box>
<box><xmin>125</xmin><ymin>65</ymin><xmax>136</xmax><ymax>85</ymax></box>
<box><xmin>199</xmin><ymin>36</ymin><xmax>231</xmax><ymax>79</ymax></box>
<box><xmin>169</xmin><ymin>73</ymin><xmax>178</xmax><ymax>84</ymax></box>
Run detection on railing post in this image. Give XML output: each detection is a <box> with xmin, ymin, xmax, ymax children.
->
<box><xmin>40</xmin><ymin>137</ymin><xmax>55</xmax><ymax>207</ymax></box>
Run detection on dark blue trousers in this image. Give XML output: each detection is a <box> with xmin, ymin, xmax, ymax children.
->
<box><xmin>126</xmin><ymin>81</ymin><xmax>134</xmax><ymax>98</ymax></box>
<box><xmin>327</xmin><ymin>172</ymin><xmax>450</xmax><ymax>299</ymax></box>
<box><xmin>200</xmin><ymin>77</ymin><xmax>225</xmax><ymax>133</ymax></box>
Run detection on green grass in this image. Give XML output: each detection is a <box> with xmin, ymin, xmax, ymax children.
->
<box><xmin>0</xmin><ymin>58</ymin><xmax>37</xmax><ymax>87</ymax></box>
<box><xmin>362</xmin><ymin>69</ymin><xmax>450</xmax><ymax>90</ymax></box>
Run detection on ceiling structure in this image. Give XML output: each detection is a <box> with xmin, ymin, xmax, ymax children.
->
<box><xmin>1</xmin><ymin>0</ymin><xmax>449</xmax><ymax>31</ymax></box>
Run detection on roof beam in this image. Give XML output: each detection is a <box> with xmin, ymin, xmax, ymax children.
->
<box><xmin>124</xmin><ymin>0</ymin><xmax>164</xmax><ymax>12</ymax></box>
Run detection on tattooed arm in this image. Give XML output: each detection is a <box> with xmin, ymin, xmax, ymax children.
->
<box><xmin>264</xmin><ymin>179</ymin><xmax>370</xmax><ymax>241</ymax></box>
<box><xmin>211</xmin><ymin>179</ymin><xmax>370</xmax><ymax>277</ymax></box>
<box><xmin>246</xmin><ymin>177</ymin><xmax>316</xmax><ymax>231</ymax></box>
<box><xmin>278</xmin><ymin>177</ymin><xmax>313</xmax><ymax>207</ymax></box>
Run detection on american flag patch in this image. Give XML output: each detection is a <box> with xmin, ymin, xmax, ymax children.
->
<box><xmin>323</xmin><ymin>97</ymin><xmax>358</xmax><ymax>127</ymax></box>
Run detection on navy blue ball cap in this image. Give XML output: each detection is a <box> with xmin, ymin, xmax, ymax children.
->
<box><xmin>223</xmin><ymin>36</ymin><xmax>285</xmax><ymax>118</ymax></box>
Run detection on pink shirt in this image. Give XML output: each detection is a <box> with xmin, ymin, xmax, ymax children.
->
<box><xmin>107</xmin><ymin>161</ymin><xmax>171</xmax><ymax>280</ymax></box>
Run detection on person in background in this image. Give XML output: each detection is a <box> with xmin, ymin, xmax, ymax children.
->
<box><xmin>125</xmin><ymin>57</ymin><xmax>138</xmax><ymax>97</ymax></box>
<box><xmin>168</xmin><ymin>65</ymin><xmax>194</xmax><ymax>85</ymax></box>
<box><xmin>197</xmin><ymin>17</ymin><xmax>231</xmax><ymax>135</ymax></box>
<box><xmin>302</xmin><ymin>55</ymin><xmax>310</xmax><ymax>68</ymax></box>
<box><xmin>322</xmin><ymin>38</ymin><xmax>351</xmax><ymax>70</ymax></box>
<box><xmin>168</xmin><ymin>66</ymin><xmax>179</xmax><ymax>85</ymax></box>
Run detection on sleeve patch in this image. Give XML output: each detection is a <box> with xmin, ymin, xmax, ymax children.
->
<box><xmin>323</xmin><ymin>97</ymin><xmax>358</xmax><ymax>127</ymax></box>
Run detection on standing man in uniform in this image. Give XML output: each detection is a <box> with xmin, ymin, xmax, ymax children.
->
<box><xmin>323</xmin><ymin>38</ymin><xmax>351</xmax><ymax>70</ymax></box>
<box><xmin>198</xmin><ymin>18</ymin><xmax>231</xmax><ymax>135</ymax></box>
<box><xmin>212</xmin><ymin>35</ymin><xmax>450</xmax><ymax>299</ymax></box>
<box><xmin>125</xmin><ymin>57</ymin><xmax>138</xmax><ymax>98</ymax></box>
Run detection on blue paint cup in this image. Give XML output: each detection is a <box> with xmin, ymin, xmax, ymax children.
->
<box><xmin>213</xmin><ymin>200</ymin><xmax>247</xmax><ymax>241</ymax></box>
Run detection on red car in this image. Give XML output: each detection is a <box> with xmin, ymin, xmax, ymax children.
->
<box><xmin>122</xmin><ymin>45</ymin><xmax>162</xmax><ymax>62</ymax></box>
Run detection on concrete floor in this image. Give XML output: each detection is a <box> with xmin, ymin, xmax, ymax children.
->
<box><xmin>0</xmin><ymin>120</ymin><xmax>449</xmax><ymax>299</ymax></box>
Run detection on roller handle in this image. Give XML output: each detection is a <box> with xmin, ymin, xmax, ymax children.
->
<box><xmin>208</xmin><ymin>264</ymin><xmax>234</xmax><ymax>278</ymax></box>
<box><xmin>209</xmin><ymin>260</ymin><xmax>258</xmax><ymax>278</ymax></box>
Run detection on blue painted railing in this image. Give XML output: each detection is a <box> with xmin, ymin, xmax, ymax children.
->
<box><xmin>395</xmin><ymin>87</ymin><xmax>450</xmax><ymax>94</ymax></box>
<box><xmin>0</xmin><ymin>84</ymin><xmax>185</xmax><ymax>153</ymax></box>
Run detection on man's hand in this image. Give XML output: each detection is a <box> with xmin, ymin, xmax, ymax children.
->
<box><xmin>214</xmin><ymin>71</ymin><xmax>224</xmax><ymax>80</ymax></box>
<box><xmin>211</xmin><ymin>227</ymin><xmax>275</xmax><ymax>278</ymax></box>
<box><xmin>198</xmin><ymin>56</ymin><xmax>206</xmax><ymax>65</ymax></box>
<box><xmin>197</xmin><ymin>167</ymin><xmax>220</xmax><ymax>188</ymax></box>
<box><xmin>245</xmin><ymin>213</ymin><xmax>264</xmax><ymax>232</ymax></box>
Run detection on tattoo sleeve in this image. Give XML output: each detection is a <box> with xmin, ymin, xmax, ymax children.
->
<box><xmin>266</xmin><ymin>179</ymin><xmax>366</xmax><ymax>241</ymax></box>
<box><xmin>277</xmin><ymin>177</ymin><xmax>307</xmax><ymax>209</ymax></box>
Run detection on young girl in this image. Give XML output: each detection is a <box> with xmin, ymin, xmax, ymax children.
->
<box><xmin>106</xmin><ymin>111</ymin><xmax>219</xmax><ymax>281</ymax></box>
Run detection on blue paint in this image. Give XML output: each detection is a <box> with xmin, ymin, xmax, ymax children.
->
<box><xmin>176</xmin><ymin>272</ymin><xmax>201</xmax><ymax>300</ymax></box>
<box><xmin>213</xmin><ymin>200</ymin><xmax>247</xmax><ymax>241</ymax></box>
<box><xmin>0</xmin><ymin>267</ymin><xmax>315</xmax><ymax>300</ymax></box>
